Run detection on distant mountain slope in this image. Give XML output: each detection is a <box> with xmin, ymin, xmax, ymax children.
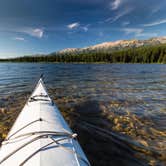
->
<box><xmin>56</xmin><ymin>37</ymin><xmax>166</xmax><ymax>55</ymax></box>
<box><xmin>0</xmin><ymin>36</ymin><xmax>166</xmax><ymax>63</ymax></box>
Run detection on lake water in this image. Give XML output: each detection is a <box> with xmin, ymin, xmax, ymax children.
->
<box><xmin>0</xmin><ymin>63</ymin><xmax>165</xmax><ymax>165</ymax></box>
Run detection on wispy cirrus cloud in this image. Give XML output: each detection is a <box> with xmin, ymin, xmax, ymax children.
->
<box><xmin>0</xmin><ymin>27</ymin><xmax>44</xmax><ymax>38</ymax></box>
<box><xmin>14</xmin><ymin>27</ymin><xmax>44</xmax><ymax>38</ymax></box>
<box><xmin>21</xmin><ymin>28</ymin><xmax>44</xmax><ymax>38</ymax></box>
<box><xmin>81</xmin><ymin>24</ymin><xmax>90</xmax><ymax>32</ymax></box>
<box><xmin>99</xmin><ymin>32</ymin><xmax>104</xmax><ymax>37</ymax></box>
<box><xmin>32</xmin><ymin>28</ymin><xmax>44</xmax><ymax>38</ymax></box>
<box><xmin>67</xmin><ymin>22</ymin><xmax>80</xmax><ymax>29</ymax></box>
<box><xmin>150</xmin><ymin>2</ymin><xmax>165</xmax><ymax>15</ymax></box>
<box><xmin>110</xmin><ymin>0</ymin><xmax>122</xmax><ymax>10</ymax></box>
<box><xmin>106</xmin><ymin>6</ymin><xmax>133</xmax><ymax>23</ymax></box>
<box><xmin>143</xmin><ymin>19</ymin><xmax>166</xmax><ymax>27</ymax></box>
<box><xmin>122</xmin><ymin>28</ymin><xmax>143</xmax><ymax>35</ymax></box>
<box><xmin>151</xmin><ymin>6</ymin><xmax>161</xmax><ymax>14</ymax></box>
<box><xmin>14</xmin><ymin>37</ymin><xmax>25</xmax><ymax>41</ymax></box>
<box><xmin>121</xmin><ymin>27</ymin><xmax>158</xmax><ymax>37</ymax></box>
<box><xmin>121</xmin><ymin>21</ymin><xmax>130</xmax><ymax>26</ymax></box>
<box><xmin>67</xmin><ymin>22</ymin><xmax>90</xmax><ymax>32</ymax></box>
<box><xmin>82</xmin><ymin>26</ymin><xmax>88</xmax><ymax>32</ymax></box>
<box><xmin>136</xmin><ymin>32</ymin><xmax>158</xmax><ymax>37</ymax></box>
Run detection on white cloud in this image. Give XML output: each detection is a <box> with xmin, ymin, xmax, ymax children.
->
<box><xmin>143</xmin><ymin>19</ymin><xmax>166</xmax><ymax>27</ymax></box>
<box><xmin>67</xmin><ymin>22</ymin><xmax>80</xmax><ymax>29</ymax></box>
<box><xmin>14</xmin><ymin>37</ymin><xmax>25</xmax><ymax>41</ymax></box>
<box><xmin>110</xmin><ymin>0</ymin><xmax>122</xmax><ymax>10</ymax></box>
<box><xmin>32</xmin><ymin>29</ymin><xmax>44</xmax><ymax>38</ymax></box>
<box><xmin>0</xmin><ymin>27</ymin><xmax>44</xmax><ymax>39</ymax></box>
<box><xmin>18</xmin><ymin>28</ymin><xmax>44</xmax><ymax>38</ymax></box>
<box><xmin>67</xmin><ymin>23</ymin><xmax>90</xmax><ymax>32</ymax></box>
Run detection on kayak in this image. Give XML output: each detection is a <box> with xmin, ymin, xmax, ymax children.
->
<box><xmin>0</xmin><ymin>77</ymin><xmax>90</xmax><ymax>166</ymax></box>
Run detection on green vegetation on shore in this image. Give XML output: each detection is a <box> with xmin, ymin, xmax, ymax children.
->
<box><xmin>0</xmin><ymin>44</ymin><xmax>166</xmax><ymax>63</ymax></box>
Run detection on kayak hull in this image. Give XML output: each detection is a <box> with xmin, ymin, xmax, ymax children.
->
<box><xmin>0</xmin><ymin>78</ymin><xmax>89</xmax><ymax>166</ymax></box>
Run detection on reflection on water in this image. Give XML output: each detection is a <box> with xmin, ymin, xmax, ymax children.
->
<box><xmin>0</xmin><ymin>63</ymin><xmax>165</xmax><ymax>165</ymax></box>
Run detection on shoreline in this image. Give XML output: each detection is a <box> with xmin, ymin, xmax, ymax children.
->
<box><xmin>0</xmin><ymin>61</ymin><xmax>165</xmax><ymax>64</ymax></box>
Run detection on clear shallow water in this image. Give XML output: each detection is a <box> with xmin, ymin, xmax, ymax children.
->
<box><xmin>0</xmin><ymin>63</ymin><xmax>165</xmax><ymax>114</ymax></box>
<box><xmin>0</xmin><ymin>63</ymin><xmax>166</xmax><ymax>165</ymax></box>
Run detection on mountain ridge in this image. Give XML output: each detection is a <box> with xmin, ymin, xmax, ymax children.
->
<box><xmin>56</xmin><ymin>36</ymin><xmax>166</xmax><ymax>55</ymax></box>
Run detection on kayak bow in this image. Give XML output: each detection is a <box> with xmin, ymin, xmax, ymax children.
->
<box><xmin>0</xmin><ymin>78</ymin><xmax>90</xmax><ymax>166</ymax></box>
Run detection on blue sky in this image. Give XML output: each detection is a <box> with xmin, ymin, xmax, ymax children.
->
<box><xmin>0</xmin><ymin>0</ymin><xmax>166</xmax><ymax>57</ymax></box>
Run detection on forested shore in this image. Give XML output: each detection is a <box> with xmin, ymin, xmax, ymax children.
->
<box><xmin>0</xmin><ymin>44</ymin><xmax>166</xmax><ymax>63</ymax></box>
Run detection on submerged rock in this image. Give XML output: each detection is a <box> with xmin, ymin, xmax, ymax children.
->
<box><xmin>137</xmin><ymin>139</ymin><xmax>149</xmax><ymax>147</ymax></box>
<box><xmin>0</xmin><ymin>108</ymin><xmax>7</xmax><ymax>114</ymax></box>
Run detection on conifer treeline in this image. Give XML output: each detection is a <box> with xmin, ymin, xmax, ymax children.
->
<box><xmin>0</xmin><ymin>44</ymin><xmax>166</xmax><ymax>63</ymax></box>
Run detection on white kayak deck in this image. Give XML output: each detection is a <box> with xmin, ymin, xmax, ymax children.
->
<box><xmin>0</xmin><ymin>78</ymin><xmax>90</xmax><ymax>166</ymax></box>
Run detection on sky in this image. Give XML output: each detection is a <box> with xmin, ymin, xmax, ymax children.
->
<box><xmin>0</xmin><ymin>0</ymin><xmax>166</xmax><ymax>57</ymax></box>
